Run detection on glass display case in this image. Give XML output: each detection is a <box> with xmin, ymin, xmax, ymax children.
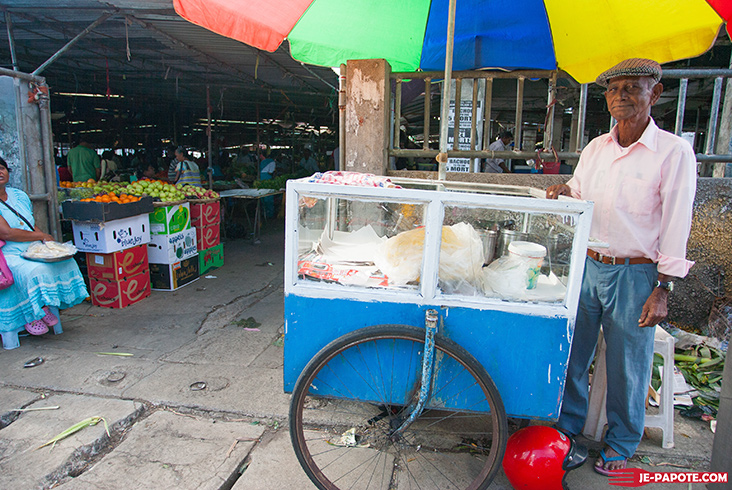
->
<box><xmin>287</xmin><ymin>177</ymin><xmax>593</xmax><ymax>311</ymax></box>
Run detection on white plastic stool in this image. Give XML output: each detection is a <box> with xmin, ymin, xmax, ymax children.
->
<box><xmin>581</xmin><ymin>325</ymin><xmax>675</xmax><ymax>448</ymax></box>
<box><xmin>1</xmin><ymin>306</ymin><xmax>64</xmax><ymax>350</ymax></box>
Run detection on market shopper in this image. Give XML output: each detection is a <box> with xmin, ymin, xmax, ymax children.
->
<box><xmin>546</xmin><ymin>59</ymin><xmax>696</xmax><ymax>475</ymax></box>
<box><xmin>483</xmin><ymin>131</ymin><xmax>513</xmax><ymax>173</ymax></box>
<box><xmin>299</xmin><ymin>149</ymin><xmax>319</xmax><ymax>174</ymax></box>
<box><xmin>173</xmin><ymin>146</ymin><xmax>202</xmax><ymax>187</ymax></box>
<box><xmin>100</xmin><ymin>150</ymin><xmax>119</xmax><ymax>181</ymax></box>
<box><xmin>0</xmin><ymin>157</ymin><xmax>88</xmax><ymax>345</ymax></box>
<box><xmin>67</xmin><ymin>138</ymin><xmax>100</xmax><ymax>182</ymax></box>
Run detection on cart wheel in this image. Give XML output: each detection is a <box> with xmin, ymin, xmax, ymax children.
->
<box><xmin>289</xmin><ymin>325</ymin><xmax>508</xmax><ymax>490</ymax></box>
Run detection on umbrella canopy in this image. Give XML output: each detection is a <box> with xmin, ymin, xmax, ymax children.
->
<box><xmin>174</xmin><ymin>0</ymin><xmax>730</xmax><ymax>83</ymax></box>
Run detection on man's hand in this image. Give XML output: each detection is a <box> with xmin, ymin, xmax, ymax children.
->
<box><xmin>546</xmin><ymin>184</ymin><xmax>571</xmax><ymax>199</ymax></box>
<box><xmin>638</xmin><ymin>288</ymin><xmax>668</xmax><ymax>327</ymax></box>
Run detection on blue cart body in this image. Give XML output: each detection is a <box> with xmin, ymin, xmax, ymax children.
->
<box><xmin>284</xmin><ymin>295</ymin><xmax>571</xmax><ymax>420</ymax></box>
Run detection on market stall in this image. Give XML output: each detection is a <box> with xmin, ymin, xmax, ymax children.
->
<box><xmin>60</xmin><ymin>179</ymin><xmax>224</xmax><ymax>306</ymax></box>
<box><xmin>283</xmin><ymin>173</ymin><xmax>594</xmax><ymax>489</ymax></box>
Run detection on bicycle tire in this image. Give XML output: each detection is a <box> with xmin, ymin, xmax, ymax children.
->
<box><xmin>289</xmin><ymin>324</ymin><xmax>508</xmax><ymax>490</ymax></box>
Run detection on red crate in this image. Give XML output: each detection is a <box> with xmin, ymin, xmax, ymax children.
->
<box><xmin>90</xmin><ymin>269</ymin><xmax>151</xmax><ymax>308</ymax></box>
<box><xmin>86</xmin><ymin>244</ymin><xmax>149</xmax><ymax>281</ymax></box>
<box><xmin>195</xmin><ymin>222</ymin><xmax>220</xmax><ymax>250</ymax></box>
<box><xmin>190</xmin><ymin>200</ymin><xmax>220</xmax><ymax>227</ymax></box>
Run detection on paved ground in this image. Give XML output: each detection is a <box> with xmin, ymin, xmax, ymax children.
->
<box><xmin>0</xmin><ymin>221</ymin><xmax>720</xmax><ymax>489</ymax></box>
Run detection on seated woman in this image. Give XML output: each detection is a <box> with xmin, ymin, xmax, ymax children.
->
<box><xmin>0</xmin><ymin>157</ymin><xmax>88</xmax><ymax>348</ymax></box>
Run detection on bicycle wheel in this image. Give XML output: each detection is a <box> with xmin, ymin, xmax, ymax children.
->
<box><xmin>290</xmin><ymin>325</ymin><xmax>507</xmax><ymax>490</ymax></box>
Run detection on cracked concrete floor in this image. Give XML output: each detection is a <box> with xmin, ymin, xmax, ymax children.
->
<box><xmin>0</xmin><ymin>221</ymin><xmax>719</xmax><ymax>490</ymax></box>
<box><xmin>0</xmin><ymin>225</ymin><xmax>297</xmax><ymax>489</ymax></box>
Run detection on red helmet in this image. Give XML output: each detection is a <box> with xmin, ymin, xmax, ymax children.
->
<box><xmin>502</xmin><ymin>426</ymin><xmax>587</xmax><ymax>490</ymax></box>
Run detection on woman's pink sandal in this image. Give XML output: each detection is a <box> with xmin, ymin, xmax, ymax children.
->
<box><xmin>41</xmin><ymin>306</ymin><xmax>58</xmax><ymax>326</ymax></box>
<box><xmin>25</xmin><ymin>320</ymin><xmax>49</xmax><ymax>336</ymax></box>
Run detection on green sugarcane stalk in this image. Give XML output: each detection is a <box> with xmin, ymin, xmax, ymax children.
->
<box><xmin>674</xmin><ymin>354</ymin><xmax>712</xmax><ymax>363</ymax></box>
<box><xmin>94</xmin><ymin>352</ymin><xmax>133</xmax><ymax>357</ymax></box>
<box><xmin>699</xmin><ymin>357</ymin><xmax>724</xmax><ymax>369</ymax></box>
<box><xmin>37</xmin><ymin>416</ymin><xmax>110</xmax><ymax>450</ymax></box>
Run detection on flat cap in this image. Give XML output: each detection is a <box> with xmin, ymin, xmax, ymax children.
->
<box><xmin>595</xmin><ymin>58</ymin><xmax>662</xmax><ymax>87</ymax></box>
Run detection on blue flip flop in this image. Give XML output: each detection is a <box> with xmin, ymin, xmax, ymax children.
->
<box><xmin>594</xmin><ymin>448</ymin><xmax>627</xmax><ymax>476</ymax></box>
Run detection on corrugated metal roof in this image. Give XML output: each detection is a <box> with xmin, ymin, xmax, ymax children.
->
<box><xmin>0</xmin><ymin>0</ymin><xmax>338</xmax><ymax>148</ymax></box>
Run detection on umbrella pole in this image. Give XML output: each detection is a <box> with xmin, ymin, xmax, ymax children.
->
<box><xmin>437</xmin><ymin>0</ymin><xmax>457</xmax><ymax>181</ymax></box>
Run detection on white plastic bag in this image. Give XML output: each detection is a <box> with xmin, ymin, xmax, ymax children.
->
<box><xmin>483</xmin><ymin>256</ymin><xmax>567</xmax><ymax>302</ymax></box>
<box><xmin>374</xmin><ymin>222</ymin><xmax>484</xmax><ymax>288</ymax></box>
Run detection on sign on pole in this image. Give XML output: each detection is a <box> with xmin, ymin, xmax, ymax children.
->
<box><xmin>447</xmin><ymin>79</ymin><xmax>485</xmax><ymax>173</ymax></box>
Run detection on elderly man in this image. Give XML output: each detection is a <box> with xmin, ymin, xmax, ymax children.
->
<box><xmin>546</xmin><ymin>59</ymin><xmax>696</xmax><ymax>476</ymax></box>
<box><xmin>483</xmin><ymin>131</ymin><xmax>513</xmax><ymax>173</ymax></box>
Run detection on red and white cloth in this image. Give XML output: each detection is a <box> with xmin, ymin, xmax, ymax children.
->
<box><xmin>307</xmin><ymin>171</ymin><xmax>401</xmax><ymax>188</ymax></box>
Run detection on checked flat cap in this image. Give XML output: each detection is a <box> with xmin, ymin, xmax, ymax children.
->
<box><xmin>595</xmin><ymin>58</ymin><xmax>662</xmax><ymax>87</ymax></box>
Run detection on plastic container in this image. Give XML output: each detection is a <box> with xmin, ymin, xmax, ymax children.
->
<box><xmin>497</xmin><ymin>229</ymin><xmax>527</xmax><ymax>258</ymax></box>
<box><xmin>508</xmin><ymin>241</ymin><xmax>547</xmax><ymax>289</ymax></box>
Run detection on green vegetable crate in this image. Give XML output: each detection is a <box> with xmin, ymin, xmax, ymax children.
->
<box><xmin>149</xmin><ymin>202</ymin><xmax>191</xmax><ymax>235</ymax></box>
<box><xmin>199</xmin><ymin>243</ymin><xmax>224</xmax><ymax>275</ymax></box>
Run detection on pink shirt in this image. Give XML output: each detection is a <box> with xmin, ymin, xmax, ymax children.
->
<box><xmin>567</xmin><ymin>119</ymin><xmax>696</xmax><ymax>278</ymax></box>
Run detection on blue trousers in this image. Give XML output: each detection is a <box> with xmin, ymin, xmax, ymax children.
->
<box><xmin>558</xmin><ymin>257</ymin><xmax>658</xmax><ymax>457</ymax></box>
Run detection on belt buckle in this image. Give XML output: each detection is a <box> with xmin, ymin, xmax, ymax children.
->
<box><xmin>610</xmin><ymin>255</ymin><xmax>617</xmax><ymax>265</ymax></box>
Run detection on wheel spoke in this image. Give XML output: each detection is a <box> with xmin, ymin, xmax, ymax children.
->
<box><xmin>290</xmin><ymin>326</ymin><xmax>507</xmax><ymax>490</ymax></box>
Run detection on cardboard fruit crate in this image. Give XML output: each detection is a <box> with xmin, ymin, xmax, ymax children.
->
<box><xmin>72</xmin><ymin>214</ymin><xmax>151</xmax><ymax>254</ymax></box>
<box><xmin>89</xmin><ymin>269</ymin><xmax>151</xmax><ymax>308</ymax></box>
<box><xmin>199</xmin><ymin>243</ymin><xmax>224</xmax><ymax>275</ymax></box>
<box><xmin>86</xmin><ymin>244</ymin><xmax>149</xmax><ymax>281</ymax></box>
<box><xmin>147</xmin><ymin>228</ymin><xmax>198</xmax><ymax>264</ymax></box>
<box><xmin>62</xmin><ymin>196</ymin><xmax>154</xmax><ymax>222</ymax></box>
<box><xmin>150</xmin><ymin>255</ymin><xmax>200</xmax><ymax>291</ymax></box>
<box><xmin>190</xmin><ymin>199</ymin><xmax>220</xmax><ymax>227</ymax></box>
<box><xmin>149</xmin><ymin>202</ymin><xmax>191</xmax><ymax>235</ymax></box>
<box><xmin>195</xmin><ymin>222</ymin><xmax>220</xmax><ymax>250</ymax></box>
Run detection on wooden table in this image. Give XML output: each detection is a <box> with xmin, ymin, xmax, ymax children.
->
<box><xmin>218</xmin><ymin>188</ymin><xmax>284</xmax><ymax>242</ymax></box>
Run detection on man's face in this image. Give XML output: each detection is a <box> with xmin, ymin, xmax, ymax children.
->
<box><xmin>604</xmin><ymin>76</ymin><xmax>662</xmax><ymax>122</ymax></box>
<box><xmin>501</xmin><ymin>136</ymin><xmax>512</xmax><ymax>146</ymax></box>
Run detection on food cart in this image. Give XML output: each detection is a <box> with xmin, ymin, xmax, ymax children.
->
<box><xmin>283</xmin><ymin>175</ymin><xmax>594</xmax><ymax>490</ymax></box>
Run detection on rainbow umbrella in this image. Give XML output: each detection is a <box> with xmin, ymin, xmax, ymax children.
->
<box><xmin>174</xmin><ymin>0</ymin><xmax>730</xmax><ymax>84</ymax></box>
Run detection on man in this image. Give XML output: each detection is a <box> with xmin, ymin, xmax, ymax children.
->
<box><xmin>483</xmin><ymin>131</ymin><xmax>513</xmax><ymax>173</ymax></box>
<box><xmin>299</xmin><ymin>149</ymin><xmax>319</xmax><ymax>173</ymax></box>
<box><xmin>546</xmin><ymin>59</ymin><xmax>696</xmax><ymax>475</ymax></box>
<box><xmin>231</xmin><ymin>145</ymin><xmax>257</xmax><ymax>180</ymax></box>
<box><xmin>66</xmin><ymin>138</ymin><xmax>100</xmax><ymax>182</ymax></box>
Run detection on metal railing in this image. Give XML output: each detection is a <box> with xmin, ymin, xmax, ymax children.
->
<box><xmin>388</xmin><ymin>67</ymin><xmax>732</xmax><ymax>174</ymax></box>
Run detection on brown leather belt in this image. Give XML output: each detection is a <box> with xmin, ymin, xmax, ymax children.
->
<box><xmin>587</xmin><ymin>249</ymin><xmax>654</xmax><ymax>265</ymax></box>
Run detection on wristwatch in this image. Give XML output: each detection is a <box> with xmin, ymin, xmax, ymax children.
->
<box><xmin>655</xmin><ymin>280</ymin><xmax>674</xmax><ymax>292</ymax></box>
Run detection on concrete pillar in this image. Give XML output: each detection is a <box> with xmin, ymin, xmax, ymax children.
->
<box><xmin>344</xmin><ymin>59</ymin><xmax>391</xmax><ymax>176</ymax></box>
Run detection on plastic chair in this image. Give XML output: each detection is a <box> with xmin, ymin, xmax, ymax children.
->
<box><xmin>1</xmin><ymin>306</ymin><xmax>63</xmax><ymax>350</ymax></box>
<box><xmin>582</xmin><ymin>325</ymin><xmax>675</xmax><ymax>448</ymax></box>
